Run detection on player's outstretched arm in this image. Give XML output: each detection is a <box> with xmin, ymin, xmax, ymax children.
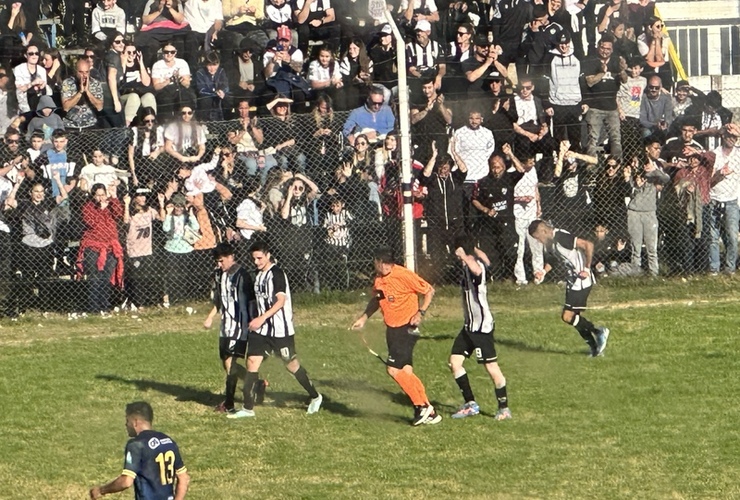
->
<box><xmin>90</xmin><ymin>474</ymin><xmax>134</xmax><ymax>499</ymax></box>
<box><xmin>352</xmin><ymin>297</ymin><xmax>380</xmax><ymax>329</ymax></box>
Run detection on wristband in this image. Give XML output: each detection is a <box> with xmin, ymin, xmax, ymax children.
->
<box><xmin>418</xmin><ymin>309</ymin><xmax>426</xmax><ymax>317</ymax></box>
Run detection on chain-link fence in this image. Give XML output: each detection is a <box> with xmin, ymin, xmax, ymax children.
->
<box><xmin>1</xmin><ymin>86</ymin><xmax>739</xmax><ymax>316</ymax></box>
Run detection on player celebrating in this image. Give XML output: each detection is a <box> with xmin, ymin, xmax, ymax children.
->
<box><xmin>449</xmin><ymin>236</ymin><xmax>511</xmax><ymax>420</ymax></box>
<box><xmin>528</xmin><ymin>220</ymin><xmax>610</xmax><ymax>356</ymax></box>
<box><xmin>228</xmin><ymin>241</ymin><xmax>323</xmax><ymax>418</ymax></box>
<box><xmin>89</xmin><ymin>401</ymin><xmax>189</xmax><ymax>500</ymax></box>
<box><xmin>203</xmin><ymin>242</ymin><xmax>267</xmax><ymax>415</ymax></box>
<box><xmin>351</xmin><ymin>246</ymin><xmax>440</xmax><ymax>426</ymax></box>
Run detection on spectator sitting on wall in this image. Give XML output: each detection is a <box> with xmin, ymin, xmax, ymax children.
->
<box><xmin>91</xmin><ymin>0</ymin><xmax>128</xmax><ymax>43</ymax></box>
<box><xmin>342</xmin><ymin>86</ymin><xmax>396</xmax><ymax>146</ymax></box>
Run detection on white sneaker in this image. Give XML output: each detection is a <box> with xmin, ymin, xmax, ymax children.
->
<box><xmin>307</xmin><ymin>394</ymin><xmax>323</xmax><ymax>414</ymax></box>
<box><xmin>227</xmin><ymin>407</ymin><xmax>255</xmax><ymax>419</ymax></box>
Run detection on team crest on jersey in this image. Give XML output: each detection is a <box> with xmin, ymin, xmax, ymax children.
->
<box><xmin>148</xmin><ymin>437</ymin><xmax>161</xmax><ymax>449</ymax></box>
<box><xmin>387</xmin><ymin>295</ymin><xmax>395</xmax><ymax>302</ymax></box>
<box><xmin>501</xmin><ymin>187</ymin><xmax>507</xmax><ymax>195</ymax></box>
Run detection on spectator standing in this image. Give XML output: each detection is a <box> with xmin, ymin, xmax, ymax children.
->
<box><xmin>444</xmin><ymin>22</ymin><xmax>474</xmax><ymax>102</ymax></box>
<box><xmin>103</xmin><ymin>32</ymin><xmax>127</xmax><ymax>128</ymax></box>
<box><xmin>61</xmin><ymin>59</ymin><xmax>104</xmax><ymax>130</ymax></box>
<box><xmin>128</xmin><ymin>107</ymin><xmax>165</xmax><ymax>185</ymax></box>
<box><xmin>0</xmin><ymin>0</ymin><xmax>46</xmax><ymax>58</ymax></box>
<box><xmin>472</xmin><ymin>151</ymin><xmax>525</xmax><ymax>280</ymax></box>
<box><xmin>616</xmin><ymin>56</ymin><xmax>646</xmax><ymax>162</ymax></box>
<box><xmin>13</xmin><ymin>45</ymin><xmax>49</xmax><ymax>114</ymax></box>
<box><xmin>705</xmin><ymin>124</ymin><xmax>740</xmax><ymax>275</ymax></box>
<box><xmin>80</xmin><ymin>148</ymin><xmax>119</xmax><ymax>188</ymax></box>
<box><xmin>182</xmin><ymin>0</ymin><xmax>224</xmax><ymax>60</ymax></box>
<box><xmin>306</xmin><ymin>47</ymin><xmax>343</xmax><ymax>110</ymax></box>
<box><xmin>591</xmin><ymin>155</ymin><xmax>630</xmax><ymax>236</ymax></box>
<box><xmin>227</xmin><ymin>99</ymin><xmax>263</xmax><ymax>175</ymax></box>
<box><xmin>481</xmin><ymin>73</ymin><xmax>515</xmax><ymax>149</ymax></box>
<box><xmin>151</xmin><ymin>43</ymin><xmax>195</xmax><ymax>119</ymax></box>
<box><xmin>545</xmin><ymin>31</ymin><xmax>585</xmax><ymax>150</ymax></box>
<box><xmin>122</xmin><ymin>187</ymin><xmax>161</xmax><ymax>308</ymax></box>
<box><xmin>488</xmin><ymin>0</ymin><xmax>531</xmax><ymax>68</ymax></box>
<box><xmin>77</xmin><ymin>182</ymin><xmax>124</xmax><ymax>315</ymax></box>
<box><xmin>410</xmin><ymin>78</ymin><xmax>452</xmax><ymax>166</ymax></box>
<box><xmin>161</xmin><ymin>192</ymin><xmax>200</xmax><ymax>306</ymax></box>
<box><xmin>582</xmin><ymin>35</ymin><xmax>626</xmax><ymax>159</ymax></box>
<box><xmin>368</xmin><ymin>24</ymin><xmax>398</xmax><ymax>103</ymax></box>
<box><xmin>91</xmin><ymin>0</ymin><xmax>128</xmax><ymax>43</ymax></box>
<box><xmin>339</xmin><ymin>38</ymin><xmax>374</xmax><ymax>112</ymax></box>
<box><xmin>262</xmin><ymin>95</ymin><xmax>306</xmax><ymax>172</ymax></box>
<box><xmin>688</xmin><ymin>91</ymin><xmax>733</xmax><ymax>152</ymax></box>
<box><xmin>164</xmin><ymin>103</ymin><xmax>207</xmax><ymax>166</ymax></box>
<box><xmin>511</xmin><ymin>75</ymin><xmax>558</xmax><ymax>176</ymax></box>
<box><xmin>637</xmin><ymin>16</ymin><xmax>671</xmax><ymax>89</ymax></box>
<box><xmin>195</xmin><ymin>51</ymin><xmax>230</xmax><ymax>121</ymax></box>
<box><xmin>119</xmin><ymin>42</ymin><xmax>157</xmax><ymax>126</ymax></box>
<box><xmin>220</xmin><ymin>0</ymin><xmax>269</xmax><ymax>58</ymax></box>
<box><xmin>462</xmin><ymin>35</ymin><xmax>507</xmax><ymax>100</ymax></box>
<box><xmin>405</xmin><ymin>20</ymin><xmax>446</xmax><ymax>101</ymax></box>
<box><xmin>639</xmin><ymin>74</ymin><xmax>673</xmax><ymax>139</ymax></box>
<box><xmin>609</xmin><ymin>17</ymin><xmax>640</xmax><ymax>62</ymax></box>
<box><xmin>261</xmin><ymin>26</ymin><xmax>307</xmax><ymax>108</ymax></box>
<box><xmin>626</xmin><ymin>139</ymin><xmax>669</xmax><ymax>276</ymax></box>
<box><xmin>673</xmin><ymin>152</ymin><xmax>712</xmax><ymax>274</ymax></box>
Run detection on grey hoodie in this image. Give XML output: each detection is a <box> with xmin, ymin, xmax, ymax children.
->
<box><xmin>547</xmin><ymin>47</ymin><xmax>582</xmax><ymax>106</ymax></box>
<box><xmin>628</xmin><ymin>168</ymin><xmax>670</xmax><ymax>212</ymax></box>
<box><xmin>26</xmin><ymin>95</ymin><xmax>65</xmax><ymax>141</ymax></box>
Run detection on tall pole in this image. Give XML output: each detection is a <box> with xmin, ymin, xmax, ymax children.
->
<box><xmin>384</xmin><ymin>9</ymin><xmax>416</xmax><ymax>271</ymax></box>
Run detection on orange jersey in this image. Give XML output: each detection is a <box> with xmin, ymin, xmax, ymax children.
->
<box><xmin>373</xmin><ymin>265</ymin><xmax>432</xmax><ymax>328</ymax></box>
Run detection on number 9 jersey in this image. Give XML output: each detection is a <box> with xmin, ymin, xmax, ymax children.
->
<box><xmin>121</xmin><ymin>429</ymin><xmax>186</xmax><ymax>500</ymax></box>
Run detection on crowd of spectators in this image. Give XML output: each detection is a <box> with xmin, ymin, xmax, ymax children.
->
<box><xmin>0</xmin><ymin>0</ymin><xmax>738</xmax><ymax>316</ymax></box>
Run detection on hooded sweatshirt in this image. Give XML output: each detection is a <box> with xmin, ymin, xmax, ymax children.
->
<box><xmin>26</xmin><ymin>95</ymin><xmax>64</xmax><ymax>142</ymax></box>
<box><xmin>547</xmin><ymin>46</ymin><xmax>582</xmax><ymax>106</ymax></box>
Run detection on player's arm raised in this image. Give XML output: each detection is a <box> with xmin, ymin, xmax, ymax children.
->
<box><xmin>351</xmin><ymin>296</ymin><xmax>380</xmax><ymax>330</ymax></box>
<box><xmin>575</xmin><ymin>237</ymin><xmax>594</xmax><ymax>278</ymax></box>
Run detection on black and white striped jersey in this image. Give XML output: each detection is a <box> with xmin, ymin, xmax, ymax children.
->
<box><xmin>253</xmin><ymin>263</ymin><xmax>294</xmax><ymax>338</ymax></box>
<box><xmin>548</xmin><ymin>229</ymin><xmax>594</xmax><ymax>291</ymax></box>
<box><xmin>461</xmin><ymin>258</ymin><xmax>494</xmax><ymax>333</ymax></box>
<box><xmin>214</xmin><ymin>265</ymin><xmax>254</xmax><ymax>342</ymax></box>
<box><xmin>324</xmin><ymin>209</ymin><xmax>353</xmax><ymax>247</ymax></box>
<box><xmin>405</xmin><ymin>40</ymin><xmax>444</xmax><ymax>74</ymax></box>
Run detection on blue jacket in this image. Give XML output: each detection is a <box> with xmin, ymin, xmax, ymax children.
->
<box><xmin>342</xmin><ymin>104</ymin><xmax>396</xmax><ymax>138</ymax></box>
<box><xmin>195</xmin><ymin>67</ymin><xmax>229</xmax><ymax>98</ymax></box>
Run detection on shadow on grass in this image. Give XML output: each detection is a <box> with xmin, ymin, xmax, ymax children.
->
<box><xmin>317</xmin><ymin>378</ymin><xmax>419</xmax><ymax>424</ymax></box>
<box><xmin>496</xmin><ymin>337</ymin><xmax>573</xmax><ymax>356</ymax></box>
<box><xmin>96</xmin><ymin>374</ymin><xmax>223</xmax><ymax>407</ymax></box>
<box><xmin>418</xmin><ymin>334</ymin><xmax>456</xmax><ymax>341</ymax></box>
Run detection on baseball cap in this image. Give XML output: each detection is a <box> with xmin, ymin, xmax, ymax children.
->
<box><xmin>473</xmin><ymin>34</ymin><xmax>489</xmax><ymax>47</ymax></box>
<box><xmin>415</xmin><ymin>20</ymin><xmax>431</xmax><ymax>32</ymax></box>
<box><xmin>557</xmin><ymin>31</ymin><xmax>571</xmax><ymax>44</ymax></box>
<box><xmin>276</xmin><ymin>25</ymin><xmax>291</xmax><ymax>41</ymax></box>
<box><xmin>380</xmin><ymin>24</ymin><xmax>392</xmax><ymax>35</ymax></box>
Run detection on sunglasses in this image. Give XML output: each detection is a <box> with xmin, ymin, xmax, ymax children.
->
<box><xmin>294</xmin><ymin>186</ymin><xmax>305</xmax><ymax>192</ymax></box>
<box><xmin>6</xmin><ymin>139</ymin><xmax>19</xmax><ymax>144</ymax></box>
<box><xmin>113</xmin><ymin>39</ymin><xmax>124</xmax><ymax>44</ymax></box>
<box><xmin>0</xmin><ymin>73</ymin><xmax>6</xmax><ymax>77</ymax></box>
<box><xmin>654</xmin><ymin>23</ymin><xmax>664</xmax><ymax>29</ymax></box>
<box><xmin>143</xmin><ymin>119</ymin><xmax>155</xmax><ymax>123</ymax></box>
<box><xmin>27</xmin><ymin>51</ymin><xmax>39</xmax><ymax>56</ymax></box>
<box><xmin>222</xmin><ymin>152</ymin><xmax>232</xmax><ymax>157</ymax></box>
<box><xmin>163</xmin><ymin>50</ymin><xmax>177</xmax><ymax>55</ymax></box>
<box><xmin>606</xmin><ymin>163</ymin><xmax>618</xmax><ymax>168</ymax></box>
<box><xmin>648</xmin><ymin>86</ymin><xmax>661</xmax><ymax>90</ymax></box>
<box><xmin>457</xmin><ymin>32</ymin><xmax>469</xmax><ymax>36</ymax></box>
<box><xmin>83</xmin><ymin>54</ymin><xmax>95</xmax><ymax>59</ymax></box>
<box><xmin>181</xmin><ymin>110</ymin><xmax>193</xmax><ymax>116</ymax></box>
<box><xmin>369</xmin><ymin>101</ymin><xmax>383</xmax><ymax>106</ymax></box>
<box><xmin>125</xmin><ymin>50</ymin><xmax>136</xmax><ymax>55</ymax></box>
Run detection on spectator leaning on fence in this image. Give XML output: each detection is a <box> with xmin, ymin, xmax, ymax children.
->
<box><xmin>123</xmin><ymin>187</ymin><xmax>162</xmax><ymax>310</ymax></box>
<box><xmin>161</xmin><ymin>192</ymin><xmax>200</xmax><ymax>307</ymax></box>
<box><xmin>128</xmin><ymin>107</ymin><xmax>165</xmax><ymax>186</ymax></box>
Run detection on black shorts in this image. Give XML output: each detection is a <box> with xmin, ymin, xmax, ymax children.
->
<box><xmin>386</xmin><ymin>325</ymin><xmax>420</xmax><ymax>369</ymax></box>
<box><xmin>564</xmin><ymin>287</ymin><xmax>591</xmax><ymax>312</ymax></box>
<box><xmin>219</xmin><ymin>337</ymin><xmax>247</xmax><ymax>361</ymax></box>
<box><xmin>246</xmin><ymin>333</ymin><xmax>297</xmax><ymax>362</ymax></box>
<box><xmin>450</xmin><ymin>328</ymin><xmax>498</xmax><ymax>364</ymax></box>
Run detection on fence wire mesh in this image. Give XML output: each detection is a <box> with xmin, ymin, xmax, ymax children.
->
<box><xmin>1</xmin><ymin>84</ymin><xmax>739</xmax><ymax>315</ymax></box>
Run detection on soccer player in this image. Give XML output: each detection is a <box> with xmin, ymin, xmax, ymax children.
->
<box><xmin>228</xmin><ymin>241</ymin><xmax>323</xmax><ymax>418</ymax></box>
<box><xmin>528</xmin><ymin>220</ymin><xmax>610</xmax><ymax>357</ymax></box>
<box><xmin>89</xmin><ymin>401</ymin><xmax>189</xmax><ymax>500</ymax></box>
<box><xmin>351</xmin><ymin>246</ymin><xmax>440</xmax><ymax>426</ymax></box>
<box><xmin>449</xmin><ymin>236</ymin><xmax>511</xmax><ymax>420</ymax></box>
<box><xmin>203</xmin><ymin>242</ymin><xmax>267</xmax><ymax>415</ymax></box>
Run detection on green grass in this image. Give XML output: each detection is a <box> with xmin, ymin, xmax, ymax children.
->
<box><xmin>1</xmin><ymin>277</ymin><xmax>739</xmax><ymax>499</ymax></box>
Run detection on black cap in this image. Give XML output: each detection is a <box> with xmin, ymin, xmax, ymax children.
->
<box><xmin>557</xmin><ymin>31</ymin><xmax>571</xmax><ymax>44</ymax></box>
<box><xmin>473</xmin><ymin>34</ymin><xmax>489</xmax><ymax>47</ymax></box>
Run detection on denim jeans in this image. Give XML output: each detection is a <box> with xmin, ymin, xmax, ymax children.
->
<box><xmin>585</xmin><ymin>108</ymin><xmax>622</xmax><ymax>159</ymax></box>
<box><xmin>708</xmin><ymin>199</ymin><xmax>739</xmax><ymax>273</ymax></box>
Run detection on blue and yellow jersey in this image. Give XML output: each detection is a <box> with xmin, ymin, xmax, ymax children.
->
<box><xmin>122</xmin><ymin>430</ymin><xmax>186</xmax><ymax>500</ymax></box>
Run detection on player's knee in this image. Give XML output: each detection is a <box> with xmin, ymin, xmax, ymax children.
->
<box><xmin>386</xmin><ymin>365</ymin><xmax>399</xmax><ymax>377</ymax></box>
<box><xmin>562</xmin><ymin>310</ymin><xmax>576</xmax><ymax>324</ymax></box>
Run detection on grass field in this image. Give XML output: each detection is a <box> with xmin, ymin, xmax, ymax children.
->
<box><xmin>1</xmin><ymin>277</ymin><xmax>739</xmax><ymax>500</ymax></box>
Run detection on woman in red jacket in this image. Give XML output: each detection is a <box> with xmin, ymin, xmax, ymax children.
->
<box><xmin>76</xmin><ymin>183</ymin><xmax>124</xmax><ymax>315</ymax></box>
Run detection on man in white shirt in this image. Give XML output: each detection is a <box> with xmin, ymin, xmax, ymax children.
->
<box><xmin>183</xmin><ymin>0</ymin><xmax>224</xmax><ymax>54</ymax></box>
<box><xmin>454</xmin><ymin>109</ymin><xmax>495</xmax><ymax>232</ymax></box>
<box><xmin>151</xmin><ymin>43</ymin><xmax>196</xmax><ymax>118</ymax></box>
<box><xmin>706</xmin><ymin>124</ymin><xmax>740</xmax><ymax>274</ymax></box>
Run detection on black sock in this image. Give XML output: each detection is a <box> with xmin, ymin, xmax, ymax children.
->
<box><xmin>454</xmin><ymin>372</ymin><xmax>476</xmax><ymax>403</ymax></box>
<box><xmin>224</xmin><ymin>373</ymin><xmax>238</xmax><ymax>409</ymax></box>
<box><xmin>495</xmin><ymin>385</ymin><xmax>508</xmax><ymax>409</ymax></box>
<box><xmin>574</xmin><ymin>316</ymin><xmax>597</xmax><ymax>348</ymax></box>
<box><xmin>242</xmin><ymin>371</ymin><xmax>259</xmax><ymax>410</ymax></box>
<box><xmin>293</xmin><ymin>366</ymin><xmax>319</xmax><ymax>399</ymax></box>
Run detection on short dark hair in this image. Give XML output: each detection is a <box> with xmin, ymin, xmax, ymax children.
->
<box><xmin>91</xmin><ymin>183</ymin><xmax>107</xmax><ymax>195</ymax></box>
<box><xmin>249</xmin><ymin>240</ymin><xmax>270</xmax><ymax>254</ymax></box>
<box><xmin>598</xmin><ymin>34</ymin><xmax>616</xmax><ymax>46</ymax></box>
<box><xmin>51</xmin><ymin>128</ymin><xmax>67</xmax><ymax>139</ymax></box>
<box><xmin>125</xmin><ymin>401</ymin><xmax>154</xmax><ymax>423</ymax></box>
<box><xmin>528</xmin><ymin>219</ymin><xmax>546</xmax><ymax>237</ymax></box>
<box><xmin>373</xmin><ymin>246</ymin><xmax>395</xmax><ymax>264</ymax></box>
<box><xmin>30</xmin><ymin>131</ymin><xmax>45</xmax><ymax>141</ymax></box>
<box><xmin>213</xmin><ymin>242</ymin><xmax>236</xmax><ymax>259</ymax></box>
<box><xmin>205</xmin><ymin>51</ymin><xmax>220</xmax><ymax>65</ymax></box>
<box><xmin>453</xmin><ymin>234</ymin><xmax>475</xmax><ymax>255</ymax></box>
